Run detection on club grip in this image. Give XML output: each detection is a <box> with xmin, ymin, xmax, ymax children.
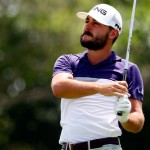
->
<box><xmin>123</xmin><ymin>69</ymin><xmax>128</xmax><ymax>81</ymax></box>
<box><xmin>117</xmin><ymin>111</ymin><xmax>123</xmax><ymax>116</ymax></box>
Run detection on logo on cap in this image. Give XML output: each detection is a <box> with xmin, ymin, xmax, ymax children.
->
<box><xmin>93</xmin><ymin>6</ymin><xmax>107</xmax><ymax>16</ymax></box>
<box><xmin>115</xmin><ymin>24</ymin><xmax>121</xmax><ymax>31</ymax></box>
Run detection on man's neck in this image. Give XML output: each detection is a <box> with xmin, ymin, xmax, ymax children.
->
<box><xmin>87</xmin><ymin>49</ymin><xmax>112</xmax><ymax>65</ymax></box>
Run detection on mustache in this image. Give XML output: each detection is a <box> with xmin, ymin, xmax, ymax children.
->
<box><xmin>82</xmin><ymin>30</ymin><xmax>93</xmax><ymax>37</ymax></box>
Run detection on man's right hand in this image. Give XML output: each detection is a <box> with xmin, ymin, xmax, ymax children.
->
<box><xmin>52</xmin><ymin>73</ymin><xmax>129</xmax><ymax>98</ymax></box>
<box><xmin>95</xmin><ymin>81</ymin><xmax>129</xmax><ymax>97</ymax></box>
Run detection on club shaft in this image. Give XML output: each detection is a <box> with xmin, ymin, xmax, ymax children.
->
<box><xmin>124</xmin><ymin>0</ymin><xmax>137</xmax><ymax>72</ymax></box>
<box><xmin>117</xmin><ymin>0</ymin><xmax>137</xmax><ymax>116</ymax></box>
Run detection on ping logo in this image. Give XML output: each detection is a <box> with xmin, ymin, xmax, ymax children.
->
<box><xmin>93</xmin><ymin>7</ymin><xmax>107</xmax><ymax>15</ymax></box>
<box><xmin>115</xmin><ymin>24</ymin><xmax>121</xmax><ymax>31</ymax></box>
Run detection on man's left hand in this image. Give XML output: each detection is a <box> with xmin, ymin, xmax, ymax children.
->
<box><xmin>115</xmin><ymin>95</ymin><xmax>131</xmax><ymax>123</ymax></box>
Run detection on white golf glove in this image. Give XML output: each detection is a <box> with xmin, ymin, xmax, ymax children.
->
<box><xmin>115</xmin><ymin>95</ymin><xmax>131</xmax><ymax>123</ymax></box>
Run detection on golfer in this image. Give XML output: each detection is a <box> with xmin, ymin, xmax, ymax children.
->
<box><xmin>51</xmin><ymin>3</ymin><xmax>145</xmax><ymax>150</ymax></box>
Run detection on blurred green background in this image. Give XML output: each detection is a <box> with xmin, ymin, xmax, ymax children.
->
<box><xmin>0</xmin><ymin>0</ymin><xmax>149</xmax><ymax>149</ymax></box>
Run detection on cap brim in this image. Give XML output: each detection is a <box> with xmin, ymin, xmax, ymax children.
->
<box><xmin>76</xmin><ymin>12</ymin><xmax>109</xmax><ymax>26</ymax></box>
<box><xmin>76</xmin><ymin>12</ymin><xmax>89</xmax><ymax>20</ymax></box>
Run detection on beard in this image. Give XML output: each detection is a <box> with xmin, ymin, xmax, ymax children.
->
<box><xmin>80</xmin><ymin>30</ymin><xmax>109</xmax><ymax>50</ymax></box>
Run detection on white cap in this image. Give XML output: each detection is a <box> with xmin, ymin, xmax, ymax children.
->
<box><xmin>76</xmin><ymin>4</ymin><xmax>122</xmax><ymax>34</ymax></box>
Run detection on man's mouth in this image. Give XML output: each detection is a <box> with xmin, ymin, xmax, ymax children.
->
<box><xmin>83</xmin><ymin>31</ymin><xmax>93</xmax><ymax>37</ymax></box>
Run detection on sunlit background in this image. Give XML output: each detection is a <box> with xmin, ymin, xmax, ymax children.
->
<box><xmin>0</xmin><ymin>0</ymin><xmax>149</xmax><ymax>149</ymax></box>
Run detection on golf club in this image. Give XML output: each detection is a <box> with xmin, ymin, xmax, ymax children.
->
<box><xmin>117</xmin><ymin>0</ymin><xmax>137</xmax><ymax>116</ymax></box>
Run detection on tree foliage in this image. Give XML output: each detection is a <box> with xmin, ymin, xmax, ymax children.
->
<box><xmin>0</xmin><ymin>0</ymin><xmax>149</xmax><ymax>149</ymax></box>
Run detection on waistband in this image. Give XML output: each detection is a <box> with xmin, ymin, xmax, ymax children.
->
<box><xmin>61</xmin><ymin>137</ymin><xmax>119</xmax><ymax>150</ymax></box>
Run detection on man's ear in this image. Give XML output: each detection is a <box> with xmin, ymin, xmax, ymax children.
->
<box><xmin>109</xmin><ymin>29</ymin><xmax>119</xmax><ymax>40</ymax></box>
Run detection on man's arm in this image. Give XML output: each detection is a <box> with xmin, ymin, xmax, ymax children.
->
<box><xmin>121</xmin><ymin>99</ymin><xmax>145</xmax><ymax>133</ymax></box>
<box><xmin>51</xmin><ymin>72</ymin><xmax>129</xmax><ymax>99</ymax></box>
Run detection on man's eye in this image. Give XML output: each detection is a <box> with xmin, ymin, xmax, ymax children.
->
<box><xmin>94</xmin><ymin>21</ymin><xmax>99</xmax><ymax>25</ymax></box>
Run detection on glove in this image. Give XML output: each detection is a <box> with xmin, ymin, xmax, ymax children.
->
<box><xmin>115</xmin><ymin>95</ymin><xmax>131</xmax><ymax>123</ymax></box>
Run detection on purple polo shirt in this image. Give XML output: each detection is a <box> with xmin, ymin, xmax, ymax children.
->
<box><xmin>52</xmin><ymin>50</ymin><xmax>144</xmax><ymax>102</ymax></box>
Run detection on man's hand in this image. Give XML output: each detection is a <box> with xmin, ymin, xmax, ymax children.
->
<box><xmin>115</xmin><ymin>95</ymin><xmax>131</xmax><ymax>123</ymax></box>
<box><xmin>96</xmin><ymin>81</ymin><xmax>129</xmax><ymax>97</ymax></box>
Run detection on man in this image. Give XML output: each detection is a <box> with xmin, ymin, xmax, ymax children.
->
<box><xmin>51</xmin><ymin>3</ymin><xmax>145</xmax><ymax>150</ymax></box>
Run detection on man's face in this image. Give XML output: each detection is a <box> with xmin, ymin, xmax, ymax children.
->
<box><xmin>80</xmin><ymin>16</ymin><xmax>111</xmax><ymax>50</ymax></box>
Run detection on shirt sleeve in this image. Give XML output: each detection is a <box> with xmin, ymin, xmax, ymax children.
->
<box><xmin>127</xmin><ymin>64</ymin><xmax>144</xmax><ymax>102</ymax></box>
<box><xmin>52</xmin><ymin>54</ymin><xmax>73</xmax><ymax>77</ymax></box>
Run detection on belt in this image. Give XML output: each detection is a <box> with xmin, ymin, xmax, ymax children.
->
<box><xmin>61</xmin><ymin>137</ymin><xmax>119</xmax><ymax>150</ymax></box>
